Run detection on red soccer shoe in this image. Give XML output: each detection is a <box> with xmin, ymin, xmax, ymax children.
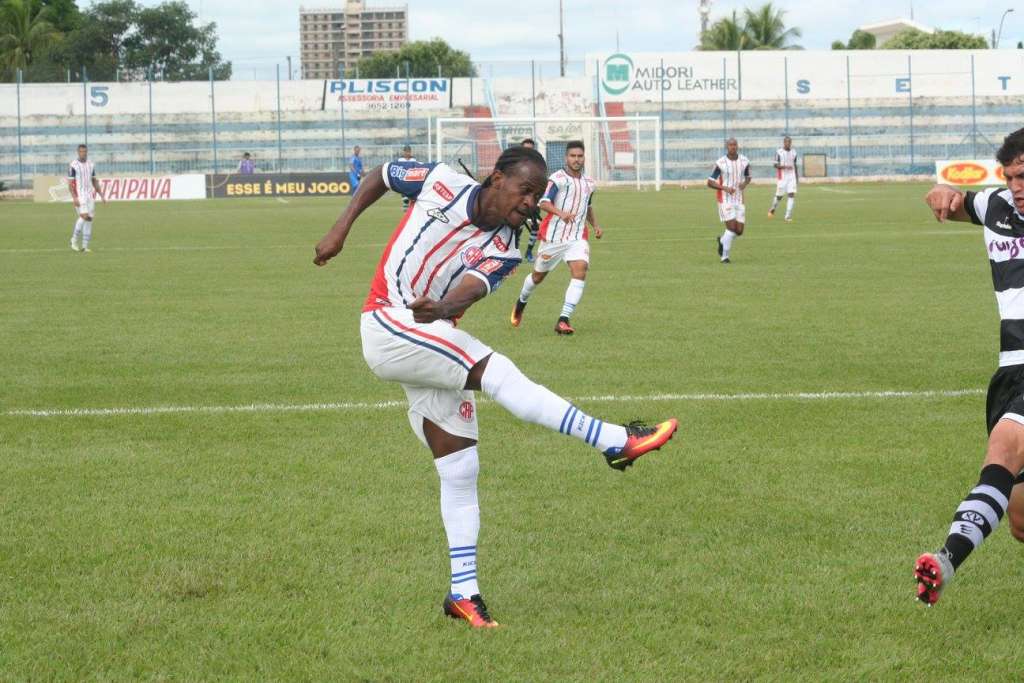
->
<box><xmin>443</xmin><ymin>594</ymin><xmax>500</xmax><ymax>628</ymax></box>
<box><xmin>604</xmin><ymin>419</ymin><xmax>679</xmax><ymax>471</ymax></box>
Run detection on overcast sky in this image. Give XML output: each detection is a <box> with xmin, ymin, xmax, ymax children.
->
<box><xmin>169</xmin><ymin>0</ymin><xmax>1023</xmax><ymax>78</ymax></box>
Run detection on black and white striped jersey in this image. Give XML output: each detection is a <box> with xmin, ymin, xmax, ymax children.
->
<box><xmin>967</xmin><ymin>187</ymin><xmax>1024</xmax><ymax>366</ymax></box>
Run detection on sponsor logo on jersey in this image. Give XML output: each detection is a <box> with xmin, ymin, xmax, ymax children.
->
<box><xmin>433</xmin><ymin>181</ymin><xmax>454</xmax><ymax>202</ymax></box>
<box><xmin>493</xmin><ymin>235</ymin><xmax>508</xmax><ymax>252</ymax></box>
<box><xmin>941</xmin><ymin>163</ymin><xmax>988</xmax><ymax>184</ymax></box>
<box><xmin>390</xmin><ymin>165</ymin><xmax>430</xmax><ymax>182</ymax></box>
<box><xmin>427</xmin><ymin>208</ymin><xmax>449</xmax><ymax>223</ymax></box>
<box><xmin>459</xmin><ymin>401</ymin><xmax>474</xmax><ymax>421</ymax></box>
<box><xmin>461</xmin><ymin>246</ymin><xmax>484</xmax><ymax>267</ymax></box>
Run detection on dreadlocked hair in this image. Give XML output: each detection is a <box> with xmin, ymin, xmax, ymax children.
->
<box><xmin>481</xmin><ymin>146</ymin><xmax>547</xmax><ymax>188</ymax></box>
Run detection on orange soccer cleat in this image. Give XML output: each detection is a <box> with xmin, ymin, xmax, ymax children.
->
<box><xmin>443</xmin><ymin>594</ymin><xmax>500</xmax><ymax>628</ymax></box>
<box><xmin>510</xmin><ymin>299</ymin><xmax>527</xmax><ymax>327</ymax></box>
<box><xmin>604</xmin><ymin>419</ymin><xmax>679</xmax><ymax>471</ymax></box>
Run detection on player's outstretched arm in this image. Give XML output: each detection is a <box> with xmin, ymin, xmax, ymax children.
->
<box><xmin>314</xmin><ymin>165</ymin><xmax>388</xmax><ymax>266</ymax></box>
<box><xmin>924</xmin><ymin>184</ymin><xmax>971</xmax><ymax>223</ymax></box>
<box><xmin>407</xmin><ymin>277</ymin><xmax>488</xmax><ymax>323</ymax></box>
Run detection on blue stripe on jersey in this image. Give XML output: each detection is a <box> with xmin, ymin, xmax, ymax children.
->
<box><xmin>371</xmin><ymin>311</ymin><xmax>471</xmax><ymax>371</ymax></box>
<box><xmin>436</xmin><ymin>228</ymin><xmax>504</xmax><ymax>300</ymax></box>
<box><xmin>393</xmin><ymin>184</ymin><xmax>474</xmax><ymax>305</ymax></box>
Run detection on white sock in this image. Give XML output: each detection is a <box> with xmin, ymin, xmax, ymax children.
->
<box><xmin>435</xmin><ymin>446</ymin><xmax>480</xmax><ymax>599</ymax></box>
<box><xmin>480</xmin><ymin>353</ymin><xmax>627</xmax><ymax>452</ymax></box>
<box><xmin>560</xmin><ymin>278</ymin><xmax>585</xmax><ymax>319</ymax></box>
<box><xmin>785</xmin><ymin>197</ymin><xmax>794</xmax><ymax>219</ymax></box>
<box><xmin>72</xmin><ymin>218</ymin><xmax>83</xmax><ymax>243</ymax></box>
<box><xmin>770</xmin><ymin>195</ymin><xmax>781</xmax><ymax>212</ymax></box>
<box><xmin>518</xmin><ymin>273</ymin><xmax>537</xmax><ymax>303</ymax></box>
<box><xmin>720</xmin><ymin>229</ymin><xmax>737</xmax><ymax>260</ymax></box>
<box><xmin>82</xmin><ymin>221</ymin><xmax>93</xmax><ymax>248</ymax></box>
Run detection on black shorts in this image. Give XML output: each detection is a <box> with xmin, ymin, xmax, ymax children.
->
<box><xmin>986</xmin><ymin>365</ymin><xmax>1024</xmax><ymax>434</ymax></box>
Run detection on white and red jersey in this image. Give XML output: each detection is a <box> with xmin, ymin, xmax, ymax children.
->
<box><xmin>775</xmin><ymin>148</ymin><xmax>797</xmax><ymax>182</ymax></box>
<box><xmin>68</xmin><ymin>158</ymin><xmax>97</xmax><ymax>200</ymax></box>
<box><xmin>709</xmin><ymin>154</ymin><xmax>750</xmax><ymax>206</ymax></box>
<box><xmin>363</xmin><ymin>161</ymin><xmax>522</xmax><ymax>317</ymax></box>
<box><xmin>538</xmin><ymin>168</ymin><xmax>597</xmax><ymax>243</ymax></box>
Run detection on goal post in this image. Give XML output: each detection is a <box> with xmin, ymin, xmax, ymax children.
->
<box><xmin>434</xmin><ymin>116</ymin><xmax>662</xmax><ymax>191</ymax></box>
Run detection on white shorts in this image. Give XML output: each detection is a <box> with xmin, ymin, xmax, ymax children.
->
<box><xmin>360</xmin><ymin>307</ymin><xmax>492</xmax><ymax>447</ymax></box>
<box><xmin>534</xmin><ymin>239</ymin><xmax>590</xmax><ymax>273</ymax></box>
<box><xmin>775</xmin><ymin>178</ymin><xmax>798</xmax><ymax>195</ymax></box>
<box><xmin>74</xmin><ymin>197</ymin><xmax>96</xmax><ymax>218</ymax></box>
<box><xmin>718</xmin><ymin>202</ymin><xmax>746</xmax><ymax>224</ymax></box>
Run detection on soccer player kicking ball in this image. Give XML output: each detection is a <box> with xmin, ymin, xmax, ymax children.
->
<box><xmin>915</xmin><ymin>127</ymin><xmax>1024</xmax><ymax>605</ymax></box>
<box><xmin>768</xmin><ymin>135</ymin><xmax>797</xmax><ymax>222</ymax></box>
<box><xmin>314</xmin><ymin>146</ymin><xmax>678</xmax><ymax>628</ymax></box>
<box><xmin>708</xmin><ymin>138</ymin><xmax>751</xmax><ymax>264</ymax></box>
<box><xmin>68</xmin><ymin>144</ymin><xmax>106</xmax><ymax>253</ymax></box>
<box><xmin>510</xmin><ymin>141</ymin><xmax>602</xmax><ymax>335</ymax></box>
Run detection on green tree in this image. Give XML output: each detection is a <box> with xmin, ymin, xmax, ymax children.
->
<box><xmin>353</xmin><ymin>38</ymin><xmax>475</xmax><ymax>78</ymax></box>
<box><xmin>0</xmin><ymin>0</ymin><xmax>58</xmax><ymax>75</ymax></box>
<box><xmin>125</xmin><ymin>1</ymin><xmax>230</xmax><ymax>80</ymax></box>
<box><xmin>831</xmin><ymin>29</ymin><xmax>876</xmax><ymax>50</ymax></box>
<box><xmin>699</xmin><ymin>11</ymin><xmax>748</xmax><ymax>50</ymax></box>
<box><xmin>56</xmin><ymin>0</ymin><xmax>137</xmax><ymax>80</ymax></box>
<box><xmin>743</xmin><ymin>3</ymin><xmax>802</xmax><ymax>49</ymax></box>
<box><xmin>882</xmin><ymin>28</ymin><xmax>988</xmax><ymax>49</ymax></box>
<box><xmin>38</xmin><ymin>0</ymin><xmax>79</xmax><ymax>33</ymax></box>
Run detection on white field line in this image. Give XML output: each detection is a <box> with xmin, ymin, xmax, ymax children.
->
<box><xmin>0</xmin><ymin>228</ymin><xmax>975</xmax><ymax>255</ymax></box>
<box><xmin>4</xmin><ymin>388</ymin><xmax>985</xmax><ymax>418</ymax></box>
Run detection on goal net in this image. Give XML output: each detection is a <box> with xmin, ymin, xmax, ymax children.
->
<box><xmin>434</xmin><ymin>116</ymin><xmax>661</xmax><ymax>191</ymax></box>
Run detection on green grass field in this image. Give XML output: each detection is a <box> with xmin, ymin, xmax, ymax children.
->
<box><xmin>3</xmin><ymin>182</ymin><xmax>1022</xmax><ymax>680</ymax></box>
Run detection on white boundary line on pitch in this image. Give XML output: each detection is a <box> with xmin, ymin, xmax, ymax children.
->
<box><xmin>4</xmin><ymin>388</ymin><xmax>985</xmax><ymax>418</ymax></box>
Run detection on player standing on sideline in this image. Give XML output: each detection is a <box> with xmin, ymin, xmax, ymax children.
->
<box><xmin>348</xmin><ymin>145</ymin><xmax>364</xmax><ymax>192</ymax></box>
<box><xmin>707</xmin><ymin>138</ymin><xmax>750</xmax><ymax>264</ymax></box>
<box><xmin>237</xmin><ymin>152</ymin><xmax>256</xmax><ymax>175</ymax></box>
<box><xmin>518</xmin><ymin>138</ymin><xmax>542</xmax><ymax>262</ymax></box>
<box><xmin>400</xmin><ymin>145</ymin><xmax>416</xmax><ymax>210</ymax></box>
<box><xmin>768</xmin><ymin>136</ymin><xmax>797</xmax><ymax>221</ymax></box>
<box><xmin>68</xmin><ymin>144</ymin><xmax>105</xmax><ymax>253</ymax></box>
<box><xmin>314</xmin><ymin>147</ymin><xmax>678</xmax><ymax>628</ymax></box>
<box><xmin>915</xmin><ymin>127</ymin><xmax>1024</xmax><ymax>605</ymax></box>
<box><xmin>511</xmin><ymin>141</ymin><xmax>601</xmax><ymax>335</ymax></box>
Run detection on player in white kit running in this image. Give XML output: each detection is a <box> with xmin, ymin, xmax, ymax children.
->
<box><xmin>707</xmin><ymin>138</ymin><xmax>751</xmax><ymax>264</ymax></box>
<box><xmin>68</xmin><ymin>144</ymin><xmax>105</xmax><ymax>253</ymax></box>
<box><xmin>511</xmin><ymin>141</ymin><xmax>602</xmax><ymax>335</ymax></box>
<box><xmin>313</xmin><ymin>146</ymin><xmax>678</xmax><ymax>629</ymax></box>
<box><xmin>768</xmin><ymin>136</ymin><xmax>798</xmax><ymax>221</ymax></box>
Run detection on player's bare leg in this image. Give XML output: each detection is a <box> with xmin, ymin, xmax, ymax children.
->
<box><xmin>555</xmin><ymin>260</ymin><xmax>587</xmax><ymax>335</ymax></box>
<box><xmin>422</xmin><ymin>419</ymin><xmax>499</xmax><ymax>629</ymax></box>
<box><xmin>1007</xmin><ymin>480</ymin><xmax>1024</xmax><ymax>543</ymax></box>
<box><xmin>465</xmin><ymin>354</ymin><xmax>678</xmax><ymax>471</ymax></box>
<box><xmin>785</xmin><ymin>192</ymin><xmax>795</xmax><ymax>222</ymax></box>
<box><xmin>512</xmin><ymin>270</ymin><xmax>547</xmax><ymax>327</ymax></box>
<box><xmin>916</xmin><ymin>419</ymin><xmax>1024</xmax><ymax>605</ymax></box>
<box><xmin>719</xmin><ymin>221</ymin><xmax>743</xmax><ymax>263</ymax></box>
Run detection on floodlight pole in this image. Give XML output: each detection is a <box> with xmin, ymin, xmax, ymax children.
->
<box><xmin>558</xmin><ymin>0</ymin><xmax>566</xmax><ymax>77</ymax></box>
<box><xmin>995</xmin><ymin>8</ymin><xmax>1015</xmax><ymax>48</ymax></box>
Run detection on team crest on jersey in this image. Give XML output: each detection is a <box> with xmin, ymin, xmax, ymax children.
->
<box><xmin>493</xmin><ymin>235</ymin><xmax>508</xmax><ymax>252</ymax></box>
<box><xmin>461</xmin><ymin>246</ymin><xmax>484</xmax><ymax>267</ymax></box>
<box><xmin>427</xmin><ymin>208</ymin><xmax>449</xmax><ymax>224</ymax></box>
<box><xmin>459</xmin><ymin>401</ymin><xmax>474</xmax><ymax>422</ymax></box>
<box><xmin>433</xmin><ymin>181</ymin><xmax>454</xmax><ymax>202</ymax></box>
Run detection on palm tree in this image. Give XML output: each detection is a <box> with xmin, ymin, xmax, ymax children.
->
<box><xmin>699</xmin><ymin>11</ymin><xmax>749</xmax><ymax>51</ymax></box>
<box><xmin>0</xmin><ymin>0</ymin><xmax>58</xmax><ymax>73</ymax></box>
<box><xmin>743</xmin><ymin>3</ymin><xmax>802</xmax><ymax>50</ymax></box>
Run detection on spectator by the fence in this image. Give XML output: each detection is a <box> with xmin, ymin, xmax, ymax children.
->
<box><xmin>349</xmin><ymin>146</ymin><xmax>364</xmax><ymax>191</ymax></box>
<box><xmin>238</xmin><ymin>152</ymin><xmax>256</xmax><ymax>175</ymax></box>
